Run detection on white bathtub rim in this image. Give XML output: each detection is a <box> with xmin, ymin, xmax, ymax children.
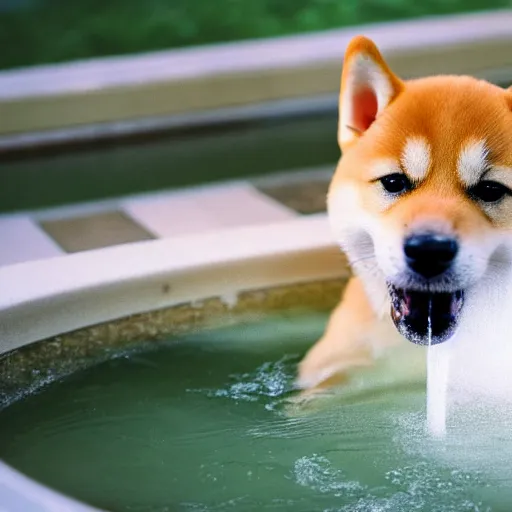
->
<box><xmin>0</xmin><ymin>214</ymin><xmax>343</xmax><ymax>355</ymax></box>
<box><xmin>0</xmin><ymin>461</ymin><xmax>103</xmax><ymax>512</ymax></box>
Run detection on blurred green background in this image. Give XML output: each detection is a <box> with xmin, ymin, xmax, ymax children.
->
<box><xmin>0</xmin><ymin>0</ymin><xmax>508</xmax><ymax>70</ymax></box>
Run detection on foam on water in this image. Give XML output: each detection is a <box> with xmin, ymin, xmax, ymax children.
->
<box><xmin>293</xmin><ymin>454</ymin><xmax>364</xmax><ymax>497</ymax></box>
<box><xmin>292</xmin><ymin>452</ymin><xmax>489</xmax><ymax>512</ymax></box>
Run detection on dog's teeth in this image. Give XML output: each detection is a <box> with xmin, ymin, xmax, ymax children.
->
<box><xmin>391</xmin><ymin>305</ymin><xmax>401</xmax><ymax>322</ymax></box>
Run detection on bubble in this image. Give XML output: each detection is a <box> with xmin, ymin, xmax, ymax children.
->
<box><xmin>292</xmin><ymin>454</ymin><xmax>364</xmax><ymax>497</ymax></box>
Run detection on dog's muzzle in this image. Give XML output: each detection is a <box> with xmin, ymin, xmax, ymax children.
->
<box><xmin>389</xmin><ymin>232</ymin><xmax>463</xmax><ymax>345</ymax></box>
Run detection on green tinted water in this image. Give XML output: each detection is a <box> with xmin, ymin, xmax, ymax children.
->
<box><xmin>1</xmin><ymin>313</ymin><xmax>511</xmax><ymax>512</ymax></box>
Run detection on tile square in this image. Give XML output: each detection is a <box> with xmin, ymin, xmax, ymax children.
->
<box><xmin>40</xmin><ymin>211</ymin><xmax>154</xmax><ymax>253</ymax></box>
<box><xmin>256</xmin><ymin>178</ymin><xmax>330</xmax><ymax>215</ymax></box>
<box><xmin>123</xmin><ymin>183</ymin><xmax>296</xmax><ymax>238</ymax></box>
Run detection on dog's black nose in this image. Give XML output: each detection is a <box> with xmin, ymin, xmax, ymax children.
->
<box><xmin>404</xmin><ymin>233</ymin><xmax>458</xmax><ymax>278</ymax></box>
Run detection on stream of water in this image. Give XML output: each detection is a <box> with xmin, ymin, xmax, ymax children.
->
<box><xmin>426</xmin><ymin>299</ymin><xmax>451</xmax><ymax>437</ymax></box>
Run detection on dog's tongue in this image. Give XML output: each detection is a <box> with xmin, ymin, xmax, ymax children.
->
<box><xmin>389</xmin><ymin>287</ymin><xmax>464</xmax><ymax>345</ymax></box>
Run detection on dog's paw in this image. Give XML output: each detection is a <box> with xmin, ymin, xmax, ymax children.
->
<box><xmin>296</xmin><ymin>346</ymin><xmax>371</xmax><ymax>391</ymax></box>
<box><xmin>283</xmin><ymin>385</ymin><xmax>339</xmax><ymax>417</ymax></box>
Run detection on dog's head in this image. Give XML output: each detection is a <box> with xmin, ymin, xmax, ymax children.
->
<box><xmin>328</xmin><ymin>36</ymin><xmax>512</xmax><ymax>345</ymax></box>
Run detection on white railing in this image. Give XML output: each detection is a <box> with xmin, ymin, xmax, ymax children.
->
<box><xmin>0</xmin><ymin>9</ymin><xmax>510</xmax><ymax>138</ymax></box>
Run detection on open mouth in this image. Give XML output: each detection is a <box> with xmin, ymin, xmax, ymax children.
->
<box><xmin>388</xmin><ymin>285</ymin><xmax>464</xmax><ymax>345</ymax></box>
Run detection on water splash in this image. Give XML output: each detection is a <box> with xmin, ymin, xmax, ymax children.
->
<box><xmin>426</xmin><ymin>297</ymin><xmax>451</xmax><ymax>437</ymax></box>
<box><xmin>186</xmin><ymin>355</ymin><xmax>297</xmax><ymax>410</ymax></box>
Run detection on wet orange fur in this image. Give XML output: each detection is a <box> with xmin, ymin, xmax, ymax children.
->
<box><xmin>297</xmin><ymin>36</ymin><xmax>512</xmax><ymax>395</ymax></box>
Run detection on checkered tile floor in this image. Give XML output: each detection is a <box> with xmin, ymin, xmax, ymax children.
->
<box><xmin>0</xmin><ymin>169</ymin><xmax>331</xmax><ymax>267</ymax></box>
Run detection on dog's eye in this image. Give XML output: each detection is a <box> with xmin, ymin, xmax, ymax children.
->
<box><xmin>469</xmin><ymin>180</ymin><xmax>510</xmax><ymax>203</ymax></box>
<box><xmin>379</xmin><ymin>173</ymin><xmax>412</xmax><ymax>195</ymax></box>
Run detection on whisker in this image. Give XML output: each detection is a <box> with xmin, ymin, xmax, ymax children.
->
<box><xmin>348</xmin><ymin>254</ymin><xmax>377</xmax><ymax>266</ymax></box>
<box><xmin>350</xmin><ymin>262</ymin><xmax>382</xmax><ymax>282</ymax></box>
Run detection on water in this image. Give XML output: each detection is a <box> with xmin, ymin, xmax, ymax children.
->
<box><xmin>1</xmin><ymin>313</ymin><xmax>512</xmax><ymax>512</ymax></box>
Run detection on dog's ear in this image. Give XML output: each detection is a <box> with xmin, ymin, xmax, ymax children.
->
<box><xmin>338</xmin><ymin>36</ymin><xmax>404</xmax><ymax>150</ymax></box>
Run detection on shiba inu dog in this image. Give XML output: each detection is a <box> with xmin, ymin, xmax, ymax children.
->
<box><xmin>297</xmin><ymin>35</ymin><xmax>512</xmax><ymax>394</ymax></box>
